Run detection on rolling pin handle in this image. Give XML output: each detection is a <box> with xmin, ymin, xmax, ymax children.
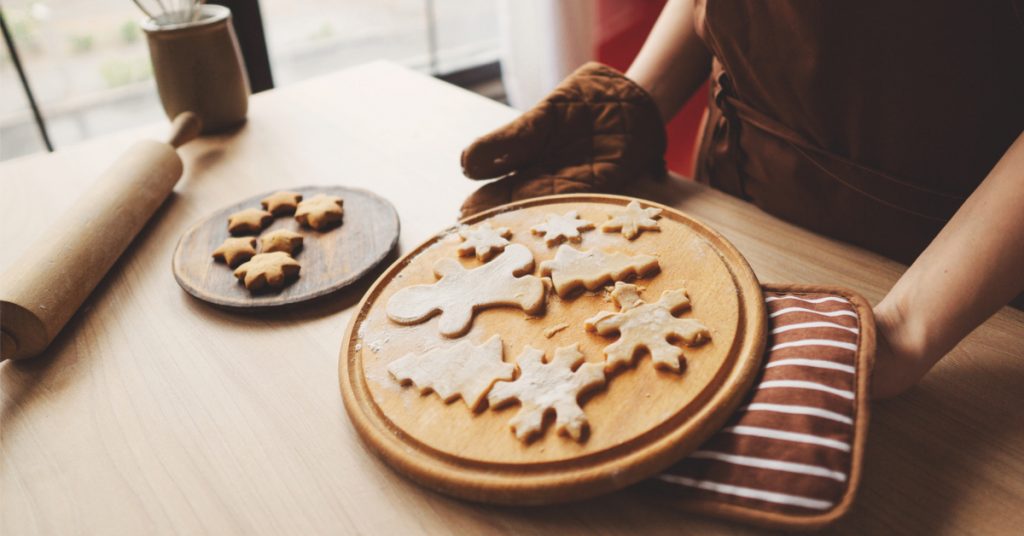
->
<box><xmin>167</xmin><ymin>112</ymin><xmax>203</xmax><ymax>148</ymax></box>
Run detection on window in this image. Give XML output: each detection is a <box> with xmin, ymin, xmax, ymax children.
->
<box><xmin>1</xmin><ymin>0</ymin><xmax>501</xmax><ymax>162</ymax></box>
<box><xmin>260</xmin><ymin>0</ymin><xmax>499</xmax><ymax>84</ymax></box>
<box><xmin>1</xmin><ymin>0</ymin><xmax>163</xmax><ymax>160</ymax></box>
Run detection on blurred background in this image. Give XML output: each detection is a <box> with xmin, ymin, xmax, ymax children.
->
<box><xmin>1</xmin><ymin>0</ymin><xmax>703</xmax><ymax>172</ymax></box>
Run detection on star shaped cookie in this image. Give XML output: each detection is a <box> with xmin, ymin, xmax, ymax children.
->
<box><xmin>227</xmin><ymin>208</ymin><xmax>273</xmax><ymax>235</ymax></box>
<box><xmin>233</xmin><ymin>251</ymin><xmax>301</xmax><ymax>292</ymax></box>
<box><xmin>457</xmin><ymin>223</ymin><xmax>512</xmax><ymax>261</ymax></box>
<box><xmin>211</xmin><ymin>236</ymin><xmax>257</xmax><ymax>267</ymax></box>
<box><xmin>295</xmin><ymin>194</ymin><xmax>344</xmax><ymax>230</ymax></box>
<box><xmin>260</xmin><ymin>190</ymin><xmax>304</xmax><ymax>216</ymax></box>
<box><xmin>600</xmin><ymin>200</ymin><xmax>661</xmax><ymax>239</ymax></box>
<box><xmin>259</xmin><ymin>229</ymin><xmax>304</xmax><ymax>255</ymax></box>
<box><xmin>530</xmin><ymin>210</ymin><xmax>595</xmax><ymax>247</ymax></box>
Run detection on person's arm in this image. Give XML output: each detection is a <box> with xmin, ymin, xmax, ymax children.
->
<box><xmin>625</xmin><ymin>0</ymin><xmax>711</xmax><ymax>122</ymax></box>
<box><xmin>872</xmin><ymin>131</ymin><xmax>1024</xmax><ymax>398</ymax></box>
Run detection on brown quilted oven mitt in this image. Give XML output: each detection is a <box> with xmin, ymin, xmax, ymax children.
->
<box><xmin>460</xmin><ymin>62</ymin><xmax>668</xmax><ymax>217</ymax></box>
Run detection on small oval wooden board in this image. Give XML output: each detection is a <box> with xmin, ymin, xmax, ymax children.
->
<box><xmin>339</xmin><ymin>194</ymin><xmax>765</xmax><ymax>504</ymax></box>
<box><xmin>173</xmin><ymin>186</ymin><xmax>399</xmax><ymax>308</ymax></box>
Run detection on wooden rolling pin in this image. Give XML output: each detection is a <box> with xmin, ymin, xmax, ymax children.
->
<box><xmin>0</xmin><ymin>112</ymin><xmax>202</xmax><ymax>361</ymax></box>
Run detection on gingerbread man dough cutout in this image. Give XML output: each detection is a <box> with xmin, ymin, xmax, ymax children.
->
<box><xmin>585</xmin><ymin>282</ymin><xmax>710</xmax><ymax>373</ymax></box>
<box><xmin>488</xmin><ymin>344</ymin><xmax>606</xmax><ymax>442</ymax></box>
<box><xmin>539</xmin><ymin>245</ymin><xmax>660</xmax><ymax>297</ymax></box>
<box><xmin>601</xmin><ymin>200</ymin><xmax>662</xmax><ymax>239</ymax></box>
<box><xmin>386</xmin><ymin>244</ymin><xmax>546</xmax><ymax>337</ymax></box>
<box><xmin>387</xmin><ymin>336</ymin><xmax>514</xmax><ymax>411</ymax></box>
<box><xmin>457</xmin><ymin>223</ymin><xmax>512</xmax><ymax>261</ymax></box>
<box><xmin>530</xmin><ymin>210</ymin><xmax>595</xmax><ymax>246</ymax></box>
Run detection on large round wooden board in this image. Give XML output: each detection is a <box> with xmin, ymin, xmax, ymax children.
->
<box><xmin>173</xmin><ymin>186</ymin><xmax>399</xmax><ymax>308</ymax></box>
<box><xmin>339</xmin><ymin>194</ymin><xmax>765</xmax><ymax>504</ymax></box>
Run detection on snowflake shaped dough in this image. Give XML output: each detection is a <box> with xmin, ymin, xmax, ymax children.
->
<box><xmin>457</xmin><ymin>223</ymin><xmax>512</xmax><ymax>261</ymax></box>
<box><xmin>387</xmin><ymin>335</ymin><xmax>514</xmax><ymax>411</ymax></box>
<box><xmin>585</xmin><ymin>282</ymin><xmax>710</xmax><ymax>373</ymax></box>
<box><xmin>531</xmin><ymin>210</ymin><xmax>595</xmax><ymax>246</ymax></box>
<box><xmin>539</xmin><ymin>245</ymin><xmax>660</xmax><ymax>297</ymax></box>
<box><xmin>386</xmin><ymin>244</ymin><xmax>546</xmax><ymax>337</ymax></box>
<box><xmin>488</xmin><ymin>344</ymin><xmax>605</xmax><ymax>442</ymax></box>
<box><xmin>601</xmin><ymin>200</ymin><xmax>662</xmax><ymax>239</ymax></box>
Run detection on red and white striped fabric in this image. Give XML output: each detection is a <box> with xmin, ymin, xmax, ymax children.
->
<box><xmin>658</xmin><ymin>291</ymin><xmax>865</xmax><ymax>519</ymax></box>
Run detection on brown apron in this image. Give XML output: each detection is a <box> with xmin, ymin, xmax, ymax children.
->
<box><xmin>692</xmin><ymin>0</ymin><xmax>1024</xmax><ymax>265</ymax></box>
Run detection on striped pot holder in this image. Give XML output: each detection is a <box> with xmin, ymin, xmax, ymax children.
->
<box><xmin>652</xmin><ymin>285</ymin><xmax>874</xmax><ymax>530</ymax></box>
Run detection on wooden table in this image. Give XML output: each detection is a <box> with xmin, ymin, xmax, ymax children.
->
<box><xmin>2</xmin><ymin>62</ymin><xmax>1021</xmax><ymax>535</ymax></box>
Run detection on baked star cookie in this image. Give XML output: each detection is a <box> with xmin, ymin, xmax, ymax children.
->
<box><xmin>233</xmin><ymin>251</ymin><xmax>301</xmax><ymax>292</ymax></box>
<box><xmin>488</xmin><ymin>344</ymin><xmax>606</xmax><ymax>442</ymax></box>
<box><xmin>260</xmin><ymin>190</ymin><xmax>304</xmax><ymax>216</ymax></box>
<box><xmin>601</xmin><ymin>200</ymin><xmax>661</xmax><ymax>239</ymax></box>
<box><xmin>259</xmin><ymin>229</ymin><xmax>304</xmax><ymax>256</ymax></box>
<box><xmin>295</xmin><ymin>194</ymin><xmax>344</xmax><ymax>230</ymax></box>
<box><xmin>227</xmin><ymin>208</ymin><xmax>273</xmax><ymax>235</ymax></box>
<box><xmin>212</xmin><ymin>236</ymin><xmax>257</xmax><ymax>267</ymax></box>
<box><xmin>585</xmin><ymin>282</ymin><xmax>710</xmax><ymax>373</ymax></box>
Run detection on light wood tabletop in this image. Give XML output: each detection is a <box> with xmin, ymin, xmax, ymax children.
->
<box><xmin>2</xmin><ymin>61</ymin><xmax>1021</xmax><ymax>535</ymax></box>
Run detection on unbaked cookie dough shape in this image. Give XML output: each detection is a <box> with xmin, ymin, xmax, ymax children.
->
<box><xmin>586</xmin><ymin>282</ymin><xmax>711</xmax><ymax>373</ymax></box>
<box><xmin>388</xmin><ymin>335</ymin><xmax>514</xmax><ymax>411</ymax></box>
<box><xmin>539</xmin><ymin>244</ymin><xmax>660</xmax><ymax>297</ymax></box>
<box><xmin>457</xmin><ymin>223</ymin><xmax>511</xmax><ymax>261</ymax></box>
<box><xmin>601</xmin><ymin>200</ymin><xmax>662</xmax><ymax>239</ymax></box>
<box><xmin>386</xmin><ymin>244</ymin><xmax>546</xmax><ymax>337</ymax></box>
<box><xmin>488</xmin><ymin>344</ymin><xmax>605</xmax><ymax>442</ymax></box>
<box><xmin>530</xmin><ymin>210</ymin><xmax>595</xmax><ymax>246</ymax></box>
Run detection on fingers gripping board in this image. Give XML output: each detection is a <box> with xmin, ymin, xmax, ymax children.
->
<box><xmin>339</xmin><ymin>194</ymin><xmax>766</xmax><ymax>504</ymax></box>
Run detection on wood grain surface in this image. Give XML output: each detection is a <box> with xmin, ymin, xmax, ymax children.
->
<box><xmin>172</xmin><ymin>186</ymin><xmax>399</xmax><ymax>308</ymax></box>
<box><xmin>340</xmin><ymin>195</ymin><xmax>765</xmax><ymax>504</ymax></box>
<box><xmin>1</xmin><ymin>62</ymin><xmax>1022</xmax><ymax>536</ymax></box>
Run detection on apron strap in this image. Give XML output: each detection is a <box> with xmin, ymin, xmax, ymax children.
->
<box><xmin>709</xmin><ymin>58</ymin><xmax>968</xmax><ymax>223</ymax></box>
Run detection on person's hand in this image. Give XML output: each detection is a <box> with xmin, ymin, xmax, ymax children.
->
<box><xmin>871</xmin><ymin>300</ymin><xmax>930</xmax><ymax>399</ymax></box>
<box><xmin>459</xmin><ymin>62</ymin><xmax>667</xmax><ymax>218</ymax></box>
